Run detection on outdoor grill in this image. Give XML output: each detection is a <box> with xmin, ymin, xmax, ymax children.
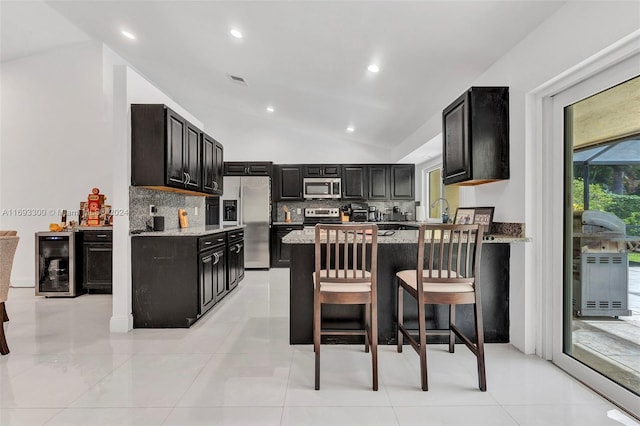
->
<box><xmin>572</xmin><ymin>210</ymin><xmax>639</xmax><ymax>317</ymax></box>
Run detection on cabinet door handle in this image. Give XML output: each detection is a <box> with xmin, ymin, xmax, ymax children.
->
<box><xmin>286</xmin><ymin>227</ymin><xmax>292</xmax><ymax>231</ymax></box>
<box><xmin>212</xmin><ymin>253</ymin><xmax>220</xmax><ymax>265</ymax></box>
<box><xmin>213</xmin><ymin>181</ymin><xmax>218</xmax><ymax>190</ymax></box>
<box><xmin>96</xmin><ymin>234</ymin><xmax>108</xmax><ymax>238</ymax></box>
<box><xmin>236</xmin><ymin>243</ymin><xmax>243</xmax><ymax>253</ymax></box>
<box><xmin>204</xmin><ymin>241</ymin><xmax>212</xmax><ymax>245</ymax></box>
<box><xmin>183</xmin><ymin>172</ymin><xmax>189</xmax><ymax>184</ymax></box>
<box><xmin>217</xmin><ymin>238</ymin><xmax>224</xmax><ymax>242</ymax></box>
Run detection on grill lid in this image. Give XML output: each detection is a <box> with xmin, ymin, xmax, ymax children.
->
<box><xmin>581</xmin><ymin>210</ymin><xmax>626</xmax><ymax>235</ymax></box>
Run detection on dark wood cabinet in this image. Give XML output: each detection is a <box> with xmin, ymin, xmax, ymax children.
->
<box><xmin>132</xmin><ymin>104</ymin><xmax>221</xmax><ymax>194</ymax></box>
<box><xmin>199</xmin><ymin>246</ymin><xmax>225</xmax><ymax>314</ymax></box>
<box><xmin>132</xmin><ymin>232</ymin><xmax>228</xmax><ymax>328</ymax></box>
<box><xmin>303</xmin><ymin>164</ymin><xmax>340</xmax><ymax>177</ymax></box>
<box><xmin>184</xmin><ymin>123</ymin><xmax>201</xmax><ymax>191</ymax></box>
<box><xmin>224</xmin><ymin>162</ymin><xmax>272</xmax><ymax>176</ymax></box>
<box><xmin>390</xmin><ymin>164</ymin><xmax>415</xmax><ymax>199</ymax></box>
<box><xmin>271</xmin><ymin>224</ymin><xmax>304</xmax><ymax>267</ymax></box>
<box><xmin>166</xmin><ymin>108</ymin><xmax>187</xmax><ymax>187</ymax></box>
<box><xmin>442</xmin><ymin>87</ymin><xmax>509</xmax><ymax>186</ymax></box>
<box><xmin>227</xmin><ymin>230</ymin><xmax>245</xmax><ymax>292</ymax></box>
<box><xmin>82</xmin><ymin>230</ymin><xmax>112</xmax><ymax>293</ymax></box>
<box><xmin>202</xmin><ymin>133</ymin><xmax>223</xmax><ymax>195</ymax></box>
<box><xmin>367</xmin><ymin>165</ymin><xmax>390</xmax><ymax>200</ymax></box>
<box><xmin>275</xmin><ymin>165</ymin><xmax>303</xmax><ymax>200</ymax></box>
<box><xmin>341</xmin><ymin>165</ymin><xmax>367</xmax><ymax>200</ymax></box>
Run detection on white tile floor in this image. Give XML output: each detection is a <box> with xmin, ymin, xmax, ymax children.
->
<box><xmin>1</xmin><ymin>269</ymin><xmax>639</xmax><ymax>425</ymax></box>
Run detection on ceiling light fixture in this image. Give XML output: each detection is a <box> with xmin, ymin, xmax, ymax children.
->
<box><xmin>367</xmin><ymin>64</ymin><xmax>379</xmax><ymax>73</ymax></box>
<box><xmin>121</xmin><ymin>30</ymin><xmax>136</xmax><ymax>40</ymax></box>
<box><xmin>230</xmin><ymin>29</ymin><xmax>243</xmax><ymax>39</ymax></box>
<box><xmin>346</xmin><ymin>126</ymin><xmax>355</xmax><ymax>133</ymax></box>
<box><xmin>266</xmin><ymin>106</ymin><xmax>274</xmax><ymax>113</ymax></box>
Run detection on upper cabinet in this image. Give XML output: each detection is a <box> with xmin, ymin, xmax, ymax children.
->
<box><xmin>131</xmin><ymin>104</ymin><xmax>224</xmax><ymax>195</ymax></box>
<box><xmin>341</xmin><ymin>165</ymin><xmax>367</xmax><ymax>200</ymax></box>
<box><xmin>275</xmin><ymin>165</ymin><xmax>303</xmax><ymax>201</ymax></box>
<box><xmin>223</xmin><ymin>162</ymin><xmax>272</xmax><ymax>176</ymax></box>
<box><xmin>202</xmin><ymin>133</ymin><xmax>223</xmax><ymax>195</ymax></box>
<box><xmin>390</xmin><ymin>164</ymin><xmax>415</xmax><ymax>199</ymax></box>
<box><xmin>184</xmin><ymin>123</ymin><xmax>201</xmax><ymax>192</ymax></box>
<box><xmin>442</xmin><ymin>87</ymin><xmax>509</xmax><ymax>186</ymax></box>
<box><xmin>303</xmin><ymin>164</ymin><xmax>341</xmax><ymax>178</ymax></box>
<box><xmin>367</xmin><ymin>165</ymin><xmax>390</xmax><ymax>200</ymax></box>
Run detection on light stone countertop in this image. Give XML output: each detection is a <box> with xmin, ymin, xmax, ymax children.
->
<box><xmin>131</xmin><ymin>224</ymin><xmax>244</xmax><ymax>237</ymax></box>
<box><xmin>282</xmin><ymin>229</ymin><xmax>529</xmax><ymax>244</ymax></box>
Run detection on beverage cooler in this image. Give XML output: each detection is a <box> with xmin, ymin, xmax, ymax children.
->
<box><xmin>35</xmin><ymin>231</ymin><xmax>83</xmax><ymax>297</ymax></box>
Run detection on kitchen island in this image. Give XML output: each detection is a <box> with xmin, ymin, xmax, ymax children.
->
<box><xmin>131</xmin><ymin>225</ymin><xmax>245</xmax><ymax>328</ymax></box>
<box><xmin>283</xmin><ymin>228</ymin><xmax>526</xmax><ymax>345</ymax></box>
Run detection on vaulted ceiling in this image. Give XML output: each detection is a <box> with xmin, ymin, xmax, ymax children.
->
<box><xmin>1</xmin><ymin>0</ymin><xmax>567</xmax><ymax>162</ymax></box>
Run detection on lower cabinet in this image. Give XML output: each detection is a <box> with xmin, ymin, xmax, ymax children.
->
<box><xmin>199</xmin><ymin>243</ymin><xmax>226</xmax><ymax>314</ymax></box>
<box><xmin>82</xmin><ymin>230</ymin><xmax>113</xmax><ymax>293</ymax></box>
<box><xmin>132</xmin><ymin>230</ymin><xmax>243</xmax><ymax>328</ymax></box>
<box><xmin>227</xmin><ymin>230</ymin><xmax>245</xmax><ymax>292</ymax></box>
<box><xmin>271</xmin><ymin>224</ymin><xmax>304</xmax><ymax>267</ymax></box>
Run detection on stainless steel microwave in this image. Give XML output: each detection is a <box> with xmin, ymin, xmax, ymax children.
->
<box><xmin>303</xmin><ymin>178</ymin><xmax>342</xmax><ymax>199</ymax></box>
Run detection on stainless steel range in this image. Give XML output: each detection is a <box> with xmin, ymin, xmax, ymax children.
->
<box><xmin>303</xmin><ymin>208</ymin><xmax>341</xmax><ymax>227</ymax></box>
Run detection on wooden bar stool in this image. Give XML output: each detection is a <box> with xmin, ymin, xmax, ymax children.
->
<box><xmin>396</xmin><ymin>224</ymin><xmax>486</xmax><ymax>391</ymax></box>
<box><xmin>313</xmin><ymin>223</ymin><xmax>378</xmax><ymax>390</ymax></box>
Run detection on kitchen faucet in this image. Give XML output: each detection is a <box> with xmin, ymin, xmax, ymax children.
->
<box><xmin>430</xmin><ymin>198</ymin><xmax>450</xmax><ymax>223</ymax></box>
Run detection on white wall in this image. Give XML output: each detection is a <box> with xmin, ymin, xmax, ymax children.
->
<box><xmin>0</xmin><ymin>41</ymin><xmax>112</xmax><ymax>286</ymax></box>
<box><xmin>393</xmin><ymin>1</ymin><xmax>640</xmax><ymax>353</ymax></box>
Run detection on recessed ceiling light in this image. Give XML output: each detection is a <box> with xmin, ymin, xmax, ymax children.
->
<box><xmin>346</xmin><ymin>126</ymin><xmax>355</xmax><ymax>133</ymax></box>
<box><xmin>266</xmin><ymin>106</ymin><xmax>274</xmax><ymax>113</ymax></box>
<box><xmin>121</xmin><ymin>30</ymin><xmax>136</xmax><ymax>40</ymax></box>
<box><xmin>230</xmin><ymin>29</ymin><xmax>243</xmax><ymax>39</ymax></box>
<box><xmin>367</xmin><ymin>64</ymin><xmax>379</xmax><ymax>73</ymax></box>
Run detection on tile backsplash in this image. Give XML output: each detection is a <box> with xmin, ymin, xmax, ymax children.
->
<box><xmin>274</xmin><ymin>200</ymin><xmax>416</xmax><ymax>223</ymax></box>
<box><xmin>129</xmin><ymin>187</ymin><xmax>206</xmax><ymax>231</ymax></box>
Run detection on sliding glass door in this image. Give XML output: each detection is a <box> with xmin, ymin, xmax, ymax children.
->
<box><xmin>551</xmin><ymin>52</ymin><xmax>640</xmax><ymax>417</ymax></box>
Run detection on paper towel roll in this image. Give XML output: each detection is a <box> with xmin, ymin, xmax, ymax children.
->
<box><xmin>415</xmin><ymin>206</ymin><xmax>426</xmax><ymax>222</ymax></box>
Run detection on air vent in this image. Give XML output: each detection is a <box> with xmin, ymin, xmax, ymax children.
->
<box><xmin>227</xmin><ymin>73</ymin><xmax>247</xmax><ymax>86</ymax></box>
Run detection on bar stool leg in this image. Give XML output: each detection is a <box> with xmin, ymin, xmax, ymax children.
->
<box><xmin>397</xmin><ymin>281</ymin><xmax>403</xmax><ymax>353</ymax></box>
<box><xmin>449</xmin><ymin>304</ymin><xmax>455</xmax><ymax>353</ymax></box>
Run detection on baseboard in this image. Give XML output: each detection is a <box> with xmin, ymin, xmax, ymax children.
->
<box><xmin>10</xmin><ymin>279</ymin><xmax>34</xmax><ymax>288</ymax></box>
<box><xmin>110</xmin><ymin>314</ymin><xmax>133</xmax><ymax>333</ymax></box>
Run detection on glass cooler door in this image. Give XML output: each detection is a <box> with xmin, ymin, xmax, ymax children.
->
<box><xmin>36</xmin><ymin>232</ymin><xmax>75</xmax><ymax>296</ymax></box>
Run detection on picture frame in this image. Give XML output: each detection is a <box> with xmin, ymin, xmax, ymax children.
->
<box><xmin>454</xmin><ymin>208</ymin><xmax>475</xmax><ymax>225</ymax></box>
<box><xmin>454</xmin><ymin>206</ymin><xmax>494</xmax><ymax>233</ymax></box>
<box><xmin>472</xmin><ymin>207</ymin><xmax>494</xmax><ymax>234</ymax></box>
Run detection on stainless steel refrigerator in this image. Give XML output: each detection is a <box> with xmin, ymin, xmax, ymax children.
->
<box><xmin>221</xmin><ymin>176</ymin><xmax>270</xmax><ymax>268</ymax></box>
